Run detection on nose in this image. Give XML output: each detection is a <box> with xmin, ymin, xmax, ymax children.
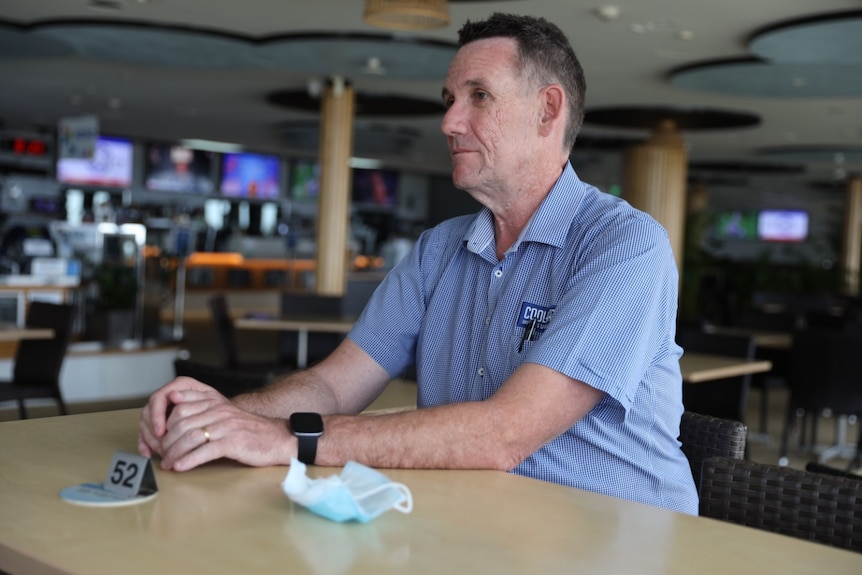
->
<box><xmin>440</xmin><ymin>102</ymin><xmax>463</xmax><ymax>137</ymax></box>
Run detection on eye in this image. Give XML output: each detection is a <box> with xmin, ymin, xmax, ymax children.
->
<box><xmin>474</xmin><ymin>90</ymin><xmax>489</xmax><ymax>102</ymax></box>
<box><xmin>443</xmin><ymin>96</ymin><xmax>454</xmax><ymax>109</ymax></box>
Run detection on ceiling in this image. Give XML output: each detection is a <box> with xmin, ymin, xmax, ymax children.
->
<box><xmin>2</xmin><ymin>0</ymin><xmax>862</xmax><ymax>181</ymax></box>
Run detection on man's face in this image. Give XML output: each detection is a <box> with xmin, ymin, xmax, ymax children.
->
<box><xmin>441</xmin><ymin>37</ymin><xmax>540</xmax><ymax>194</ymax></box>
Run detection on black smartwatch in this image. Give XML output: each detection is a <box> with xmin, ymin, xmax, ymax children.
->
<box><xmin>290</xmin><ymin>412</ymin><xmax>324</xmax><ymax>465</ymax></box>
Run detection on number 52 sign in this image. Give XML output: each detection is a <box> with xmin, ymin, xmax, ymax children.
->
<box><xmin>104</xmin><ymin>451</ymin><xmax>158</xmax><ymax>498</ymax></box>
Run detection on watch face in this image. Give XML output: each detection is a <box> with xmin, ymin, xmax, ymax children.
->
<box><xmin>290</xmin><ymin>412</ymin><xmax>324</xmax><ymax>435</ymax></box>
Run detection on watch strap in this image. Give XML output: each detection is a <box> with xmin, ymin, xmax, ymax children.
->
<box><xmin>296</xmin><ymin>434</ymin><xmax>318</xmax><ymax>465</ymax></box>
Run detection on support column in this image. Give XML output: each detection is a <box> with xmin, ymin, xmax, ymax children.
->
<box><xmin>623</xmin><ymin>119</ymin><xmax>688</xmax><ymax>273</ymax></box>
<box><xmin>841</xmin><ymin>175</ymin><xmax>862</xmax><ymax>297</ymax></box>
<box><xmin>315</xmin><ymin>77</ymin><xmax>355</xmax><ymax>296</ymax></box>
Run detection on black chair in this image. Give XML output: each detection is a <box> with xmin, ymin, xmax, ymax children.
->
<box><xmin>677</xmin><ymin>329</ymin><xmax>756</xmax><ymax>424</ymax></box>
<box><xmin>208</xmin><ymin>294</ymin><xmax>290</xmax><ymax>373</ymax></box>
<box><xmin>699</xmin><ymin>456</ymin><xmax>862</xmax><ymax>553</ymax></box>
<box><xmin>736</xmin><ymin>309</ymin><xmax>797</xmax><ymax>435</ymax></box>
<box><xmin>678</xmin><ymin>411</ymin><xmax>747</xmax><ymax>493</ymax></box>
<box><xmin>173</xmin><ymin>359</ymin><xmax>274</xmax><ymax>398</ymax></box>
<box><xmin>778</xmin><ymin>330</ymin><xmax>862</xmax><ymax>471</ymax></box>
<box><xmin>0</xmin><ymin>301</ymin><xmax>75</xmax><ymax>419</ymax></box>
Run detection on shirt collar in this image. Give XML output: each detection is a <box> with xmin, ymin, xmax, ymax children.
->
<box><xmin>464</xmin><ymin>162</ymin><xmax>585</xmax><ymax>256</ymax></box>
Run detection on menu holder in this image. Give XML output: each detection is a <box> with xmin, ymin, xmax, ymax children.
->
<box><xmin>59</xmin><ymin>451</ymin><xmax>158</xmax><ymax>507</ymax></box>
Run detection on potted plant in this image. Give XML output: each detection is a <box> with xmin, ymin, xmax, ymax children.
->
<box><xmin>89</xmin><ymin>262</ymin><xmax>138</xmax><ymax>343</ymax></box>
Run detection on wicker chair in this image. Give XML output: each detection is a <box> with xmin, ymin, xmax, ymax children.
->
<box><xmin>700</xmin><ymin>456</ymin><xmax>862</xmax><ymax>553</ymax></box>
<box><xmin>678</xmin><ymin>411</ymin><xmax>747</xmax><ymax>494</ymax></box>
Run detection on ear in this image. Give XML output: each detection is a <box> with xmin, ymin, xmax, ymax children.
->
<box><xmin>538</xmin><ymin>84</ymin><xmax>565</xmax><ymax>137</ymax></box>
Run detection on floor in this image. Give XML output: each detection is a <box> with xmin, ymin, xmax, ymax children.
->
<box><xmin>2</xmin><ymin>326</ymin><xmax>859</xmax><ymax>473</ymax></box>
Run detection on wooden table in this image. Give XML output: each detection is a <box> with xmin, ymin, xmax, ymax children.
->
<box><xmin>680</xmin><ymin>352</ymin><xmax>773</xmax><ymax>383</ymax></box>
<box><xmin>0</xmin><ymin>322</ymin><xmax>54</xmax><ymax>343</ymax></box>
<box><xmin>235</xmin><ymin>316</ymin><xmax>355</xmax><ymax>368</ymax></box>
<box><xmin>702</xmin><ymin>325</ymin><xmax>793</xmax><ymax>350</ymax></box>
<box><xmin>2</xmin><ymin>409</ymin><xmax>860</xmax><ymax>575</ymax></box>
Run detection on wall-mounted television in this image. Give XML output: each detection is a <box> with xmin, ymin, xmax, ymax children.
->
<box><xmin>144</xmin><ymin>142</ymin><xmax>215</xmax><ymax>194</ymax></box>
<box><xmin>757</xmin><ymin>209</ymin><xmax>808</xmax><ymax>242</ymax></box>
<box><xmin>711</xmin><ymin>210</ymin><xmax>758</xmax><ymax>241</ymax></box>
<box><xmin>290</xmin><ymin>159</ymin><xmax>320</xmax><ymax>202</ymax></box>
<box><xmin>352</xmin><ymin>168</ymin><xmax>398</xmax><ymax>209</ymax></box>
<box><xmin>219</xmin><ymin>152</ymin><xmax>281</xmax><ymax>200</ymax></box>
<box><xmin>55</xmin><ymin>136</ymin><xmax>134</xmax><ymax>188</ymax></box>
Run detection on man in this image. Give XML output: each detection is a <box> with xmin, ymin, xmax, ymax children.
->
<box><xmin>139</xmin><ymin>13</ymin><xmax>698</xmax><ymax>515</ymax></box>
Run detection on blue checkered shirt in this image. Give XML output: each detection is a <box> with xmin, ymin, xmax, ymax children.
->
<box><xmin>349</xmin><ymin>163</ymin><xmax>698</xmax><ymax>514</ymax></box>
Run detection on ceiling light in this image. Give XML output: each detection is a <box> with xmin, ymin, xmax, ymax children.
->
<box><xmin>594</xmin><ymin>6</ymin><xmax>621</xmax><ymax>22</ymax></box>
<box><xmin>180</xmin><ymin>139</ymin><xmax>243</xmax><ymax>153</ymax></box>
<box><xmin>363</xmin><ymin>57</ymin><xmax>386</xmax><ymax>75</ymax></box>
<box><xmin>364</xmin><ymin>0</ymin><xmax>449</xmax><ymax>31</ymax></box>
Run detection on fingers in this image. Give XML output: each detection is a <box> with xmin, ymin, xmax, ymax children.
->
<box><xmin>137</xmin><ymin>377</ymin><xmax>217</xmax><ymax>460</ymax></box>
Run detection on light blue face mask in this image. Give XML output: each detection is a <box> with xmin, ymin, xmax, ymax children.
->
<box><xmin>281</xmin><ymin>458</ymin><xmax>413</xmax><ymax>523</ymax></box>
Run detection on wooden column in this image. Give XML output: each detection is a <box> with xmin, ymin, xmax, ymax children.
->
<box><xmin>623</xmin><ymin>119</ymin><xmax>688</xmax><ymax>272</ymax></box>
<box><xmin>841</xmin><ymin>175</ymin><xmax>862</xmax><ymax>296</ymax></box>
<box><xmin>314</xmin><ymin>77</ymin><xmax>355</xmax><ymax>296</ymax></box>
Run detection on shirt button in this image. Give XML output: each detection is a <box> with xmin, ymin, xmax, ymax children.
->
<box><xmin>494</xmin><ymin>269</ymin><xmax>503</xmax><ymax>278</ymax></box>
<box><xmin>477</xmin><ymin>367</ymin><xmax>485</xmax><ymax>376</ymax></box>
<box><xmin>485</xmin><ymin>317</ymin><xmax>491</xmax><ymax>326</ymax></box>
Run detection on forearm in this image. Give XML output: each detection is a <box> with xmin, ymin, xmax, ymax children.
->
<box><xmin>317</xmin><ymin>402</ymin><xmax>524</xmax><ymax>471</ymax></box>
<box><xmin>232</xmin><ymin>339</ymin><xmax>392</xmax><ymax>419</ymax></box>
<box><xmin>314</xmin><ymin>362</ymin><xmax>605</xmax><ymax>471</ymax></box>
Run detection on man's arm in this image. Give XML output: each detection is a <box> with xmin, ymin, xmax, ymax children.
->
<box><xmin>232</xmin><ymin>339</ymin><xmax>393</xmax><ymax>418</ymax></box>
<box><xmin>316</xmin><ymin>359</ymin><xmax>605</xmax><ymax>471</ymax></box>
<box><xmin>139</xmin><ymin>339</ymin><xmax>392</xmax><ymax>471</ymax></box>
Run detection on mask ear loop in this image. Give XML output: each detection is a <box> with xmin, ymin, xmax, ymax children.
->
<box><xmin>354</xmin><ymin>482</ymin><xmax>414</xmax><ymax>514</ymax></box>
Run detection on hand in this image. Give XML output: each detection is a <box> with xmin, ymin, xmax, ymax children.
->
<box><xmin>155</xmin><ymin>385</ymin><xmax>296</xmax><ymax>472</ymax></box>
<box><xmin>138</xmin><ymin>376</ymin><xmax>212</xmax><ymax>459</ymax></box>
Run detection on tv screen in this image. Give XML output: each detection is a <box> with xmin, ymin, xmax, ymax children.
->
<box><xmin>55</xmin><ymin>136</ymin><xmax>134</xmax><ymax>188</ymax></box>
<box><xmin>220</xmin><ymin>152</ymin><xmax>281</xmax><ymax>200</ymax></box>
<box><xmin>144</xmin><ymin>142</ymin><xmax>215</xmax><ymax>194</ymax></box>
<box><xmin>711</xmin><ymin>210</ymin><xmax>758</xmax><ymax>240</ymax></box>
<box><xmin>757</xmin><ymin>209</ymin><xmax>808</xmax><ymax>242</ymax></box>
<box><xmin>352</xmin><ymin>168</ymin><xmax>398</xmax><ymax>208</ymax></box>
<box><xmin>290</xmin><ymin>159</ymin><xmax>320</xmax><ymax>202</ymax></box>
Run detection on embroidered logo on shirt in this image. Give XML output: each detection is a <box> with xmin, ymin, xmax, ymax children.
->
<box><xmin>517</xmin><ymin>301</ymin><xmax>556</xmax><ymax>332</ymax></box>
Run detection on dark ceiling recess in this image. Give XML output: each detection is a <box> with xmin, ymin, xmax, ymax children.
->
<box><xmin>688</xmin><ymin>160</ymin><xmax>806</xmax><ymax>175</ymax></box>
<box><xmin>583</xmin><ymin>106</ymin><xmax>761</xmax><ymax>131</ymax></box>
<box><xmin>267</xmin><ymin>89</ymin><xmax>445</xmax><ymax>117</ymax></box>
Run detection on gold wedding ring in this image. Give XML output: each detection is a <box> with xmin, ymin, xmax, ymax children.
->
<box><xmin>202</xmin><ymin>426</ymin><xmax>211</xmax><ymax>443</ymax></box>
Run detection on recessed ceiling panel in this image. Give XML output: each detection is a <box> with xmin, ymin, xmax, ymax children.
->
<box><xmin>583</xmin><ymin>105</ymin><xmax>760</xmax><ymax>131</ymax></box>
<box><xmin>32</xmin><ymin>22</ymin><xmax>268</xmax><ymax>68</ymax></box>
<box><xmin>256</xmin><ymin>34</ymin><xmax>456</xmax><ymax>80</ymax></box>
<box><xmin>749</xmin><ymin>11</ymin><xmax>862</xmax><ymax>65</ymax></box>
<box><xmin>759</xmin><ymin>146</ymin><xmax>862</xmax><ymax>166</ymax></box>
<box><xmin>277</xmin><ymin>119</ymin><xmax>420</xmax><ymax>156</ymax></box>
<box><xmin>0</xmin><ymin>23</ymin><xmax>74</xmax><ymax>59</ymax></box>
<box><xmin>670</xmin><ymin>58</ymin><xmax>862</xmax><ymax>98</ymax></box>
<box><xmin>268</xmin><ymin>89</ymin><xmax>444</xmax><ymax>117</ymax></box>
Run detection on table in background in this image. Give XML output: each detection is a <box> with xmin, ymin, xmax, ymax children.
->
<box><xmin>680</xmin><ymin>352</ymin><xmax>772</xmax><ymax>383</ymax></box>
<box><xmin>0</xmin><ymin>322</ymin><xmax>53</xmax><ymax>343</ymax></box>
<box><xmin>235</xmin><ymin>316</ymin><xmax>355</xmax><ymax>368</ymax></box>
<box><xmin>2</xmin><ymin>409</ymin><xmax>860</xmax><ymax>575</ymax></box>
<box><xmin>703</xmin><ymin>325</ymin><xmax>793</xmax><ymax>350</ymax></box>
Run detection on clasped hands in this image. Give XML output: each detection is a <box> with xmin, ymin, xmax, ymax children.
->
<box><xmin>138</xmin><ymin>376</ymin><xmax>295</xmax><ymax>472</ymax></box>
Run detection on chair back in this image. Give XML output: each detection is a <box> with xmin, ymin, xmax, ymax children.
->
<box><xmin>678</xmin><ymin>411</ymin><xmax>747</xmax><ymax>493</ymax></box>
<box><xmin>677</xmin><ymin>329</ymin><xmax>756</xmax><ymax>422</ymax></box>
<box><xmin>13</xmin><ymin>301</ymin><xmax>75</xmax><ymax>387</ymax></box>
<box><xmin>786</xmin><ymin>329</ymin><xmax>862</xmax><ymax>413</ymax></box>
<box><xmin>208</xmin><ymin>294</ymin><xmax>240</xmax><ymax>369</ymax></box>
<box><xmin>174</xmin><ymin>359</ymin><xmax>272</xmax><ymax>398</ymax></box>
<box><xmin>700</xmin><ymin>456</ymin><xmax>862</xmax><ymax>552</ymax></box>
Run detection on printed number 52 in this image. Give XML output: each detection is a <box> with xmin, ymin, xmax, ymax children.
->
<box><xmin>110</xmin><ymin>460</ymin><xmax>139</xmax><ymax>488</ymax></box>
